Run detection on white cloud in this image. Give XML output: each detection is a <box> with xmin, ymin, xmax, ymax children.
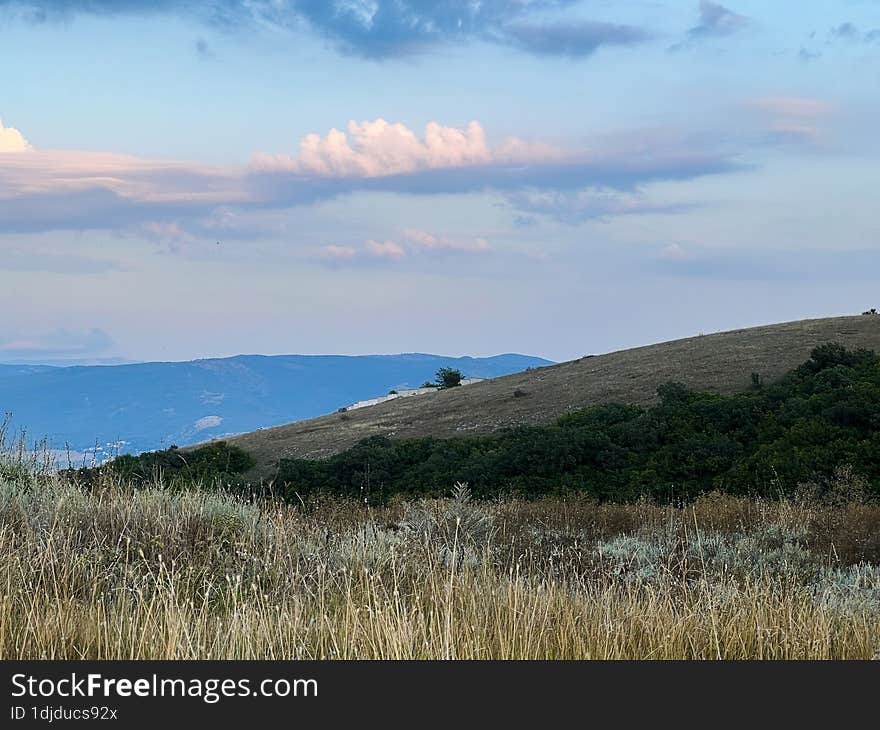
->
<box><xmin>193</xmin><ymin>415</ymin><xmax>223</xmax><ymax>431</ymax></box>
<box><xmin>252</xmin><ymin>119</ymin><xmax>561</xmax><ymax>178</ymax></box>
<box><xmin>0</xmin><ymin>118</ymin><xmax>30</xmax><ymax>153</ymax></box>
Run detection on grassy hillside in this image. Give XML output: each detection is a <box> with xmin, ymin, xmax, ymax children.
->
<box><xmin>224</xmin><ymin>315</ymin><xmax>880</xmax><ymax>481</ymax></box>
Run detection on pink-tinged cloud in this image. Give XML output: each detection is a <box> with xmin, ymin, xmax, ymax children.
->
<box><xmin>402</xmin><ymin>229</ymin><xmax>491</xmax><ymax>252</ymax></box>
<box><xmin>751</xmin><ymin>97</ymin><xmax>832</xmax><ymax>118</ymax></box>
<box><xmin>365</xmin><ymin>239</ymin><xmax>407</xmax><ymax>258</ymax></box>
<box><xmin>748</xmin><ymin>96</ymin><xmax>833</xmax><ymax>144</ymax></box>
<box><xmin>311</xmin><ymin>230</ymin><xmax>492</xmax><ymax>264</ymax></box>
<box><xmin>251</xmin><ymin>119</ymin><xmax>562</xmax><ymax>178</ymax></box>
<box><xmin>0</xmin><ymin>115</ymin><xmax>741</xmax><ymax>236</ymax></box>
<box><xmin>0</xmin><ymin>148</ymin><xmax>246</xmax><ymax>202</ymax></box>
<box><xmin>0</xmin><ymin>119</ymin><xmax>30</xmax><ymax>153</ymax></box>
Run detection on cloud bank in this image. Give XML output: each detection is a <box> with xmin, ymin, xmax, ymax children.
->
<box><xmin>0</xmin><ymin>116</ymin><xmax>742</xmax><ymax>239</ymax></box>
<box><xmin>1</xmin><ymin>0</ymin><xmax>652</xmax><ymax>59</ymax></box>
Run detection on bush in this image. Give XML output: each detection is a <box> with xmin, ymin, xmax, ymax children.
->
<box><xmin>63</xmin><ymin>441</ymin><xmax>255</xmax><ymax>490</ymax></box>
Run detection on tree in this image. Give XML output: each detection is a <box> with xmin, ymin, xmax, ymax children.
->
<box><xmin>435</xmin><ymin>367</ymin><xmax>463</xmax><ymax>389</ymax></box>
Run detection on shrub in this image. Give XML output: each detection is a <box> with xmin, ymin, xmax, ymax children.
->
<box><xmin>435</xmin><ymin>367</ymin><xmax>463</xmax><ymax>388</ymax></box>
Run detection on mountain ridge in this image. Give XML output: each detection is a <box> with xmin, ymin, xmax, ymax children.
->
<box><xmin>0</xmin><ymin>352</ymin><xmax>551</xmax><ymax>457</ymax></box>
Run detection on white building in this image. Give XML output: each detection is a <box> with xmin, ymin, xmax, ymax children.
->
<box><xmin>343</xmin><ymin>378</ymin><xmax>485</xmax><ymax>411</ymax></box>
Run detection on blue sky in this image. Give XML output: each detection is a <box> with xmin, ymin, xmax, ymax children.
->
<box><xmin>0</xmin><ymin>1</ymin><xmax>878</xmax><ymax>364</ymax></box>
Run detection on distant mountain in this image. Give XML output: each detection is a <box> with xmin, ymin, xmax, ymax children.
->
<box><xmin>0</xmin><ymin>353</ymin><xmax>552</xmax><ymax>459</ymax></box>
<box><xmin>0</xmin><ymin>364</ymin><xmax>57</xmax><ymax>378</ymax></box>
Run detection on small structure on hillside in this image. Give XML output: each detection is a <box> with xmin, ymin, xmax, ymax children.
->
<box><xmin>343</xmin><ymin>377</ymin><xmax>486</xmax><ymax>412</ymax></box>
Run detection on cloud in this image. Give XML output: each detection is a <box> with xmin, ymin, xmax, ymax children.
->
<box><xmin>314</xmin><ymin>230</ymin><xmax>491</xmax><ymax>264</ymax></box>
<box><xmin>829</xmin><ymin>22</ymin><xmax>880</xmax><ymax>44</ymax></box>
<box><xmin>0</xmin><ymin>328</ymin><xmax>114</xmax><ymax>361</ymax></box>
<box><xmin>748</xmin><ymin>96</ymin><xmax>832</xmax><ymax>145</ymax></box>
<box><xmin>501</xmin><ymin>20</ymin><xmax>651</xmax><ymax>58</ymax></box>
<box><xmin>689</xmin><ymin>1</ymin><xmax>749</xmax><ymax>38</ymax></box>
<box><xmin>254</xmin><ymin>119</ymin><xmax>498</xmax><ymax>177</ymax></box>
<box><xmin>0</xmin><ymin>143</ymin><xmax>249</xmax><ymax>234</ymax></box>
<box><xmin>292</xmin><ymin>1</ymin><xmax>651</xmax><ymax>59</ymax></box>
<box><xmin>251</xmin><ymin>121</ymin><xmax>739</xmax><ymax>202</ymax></box>
<box><xmin>659</xmin><ymin>243</ymin><xmax>688</xmax><ymax>260</ymax></box>
<box><xmin>750</xmin><ymin>97</ymin><xmax>831</xmax><ymax>119</ymax></box>
<box><xmin>798</xmin><ymin>47</ymin><xmax>821</xmax><ymax>62</ymax></box>
<box><xmin>502</xmin><ymin>188</ymin><xmax>695</xmax><ymax>224</ymax></box>
<box><xmin>0</xmin><ymin>147</ymin><xmax>244</xmax><ymax>202</ymax></box>
<box><xmin>318</xmin><ymin>244</ymin><xmax>359</xmax><ymax>260</ymax></box>
<box><xmin>0</xmin><ymin>118</ymin><xmax>30</xmax><ymax>152</ymax></box>
<box><xmin>402</xmin><ymin>229</ymin><xmax>490</xmax><ymax>253</ymax></box>
<box><xmin>0</xmin><ymin>116</ymin><xmax>742</xmax><ymax>237</ymax></box>
<box><xmin>1</xmin><ymin>0</ymin><xmax>652</xmax><ymax>60</ymax></box>
<box><xmin>193</xmin><ymin>415</ymin><xmax>222</xmax><ymax>431</ymax></box>
<box><xmin>672</xmin><ymin>1</ymin><xmax>749</xmax><ymax>49</ymax></box>
<box><xmin>194</xmin><ymin>37</ymin><xmax>214</xmax><ymax>59</ymax></box>
<box><xmin>365</xmin><ymin>239</ymin><xmax>406</xmax><ymax>259</ymax></box>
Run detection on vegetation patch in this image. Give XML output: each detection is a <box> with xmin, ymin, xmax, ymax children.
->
<box><xmin>64</xmin><ymin>441</ymin><xmax>255</xmax><ymax>489</ymax></box>
<box><xmin>275</xmin><ymin>344</ymin><xmax>880</xmax><ymax>503</ymax></box>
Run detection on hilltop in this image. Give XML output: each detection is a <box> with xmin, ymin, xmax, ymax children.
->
<box><xmin>224</xmin><ymin>315</ymin><xmax>880</xmax><ymax>482</ymax></box>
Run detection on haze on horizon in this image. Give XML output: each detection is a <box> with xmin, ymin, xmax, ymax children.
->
<box><xmin>1</xmin><ymin>1</ymin><xmax>878</xmax><ymax>365</ymax></box>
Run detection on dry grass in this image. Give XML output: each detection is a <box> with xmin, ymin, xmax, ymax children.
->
<box><xmin>220</xmin><ymin>314</ymin><xmax>880</xmax><ymax>473</ymax></box>
<box><xmin>1</xmin><ymin>462</ymin><xmax>879</xmax><ymax>659</ymax></box>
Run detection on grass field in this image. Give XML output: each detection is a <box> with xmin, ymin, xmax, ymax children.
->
<box><xmin>3</xmin><ymin>459</ymin><xmax>879</xmax><ymax>659</ymax></box>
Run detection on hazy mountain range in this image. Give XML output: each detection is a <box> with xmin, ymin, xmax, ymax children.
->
<box><xmin>0</xmin><ymin>353</ymin><xmax>551</xmax><ymax>461</ymax></box>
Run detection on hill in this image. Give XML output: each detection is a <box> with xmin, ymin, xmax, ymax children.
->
<box><xmin>0</xmin><ymin>364</ymin><xmax>56</xmax><ymax>378</ymax></box>
<box><xmin>224</xmin><ymin>315</ymin><xmax>880</xmax><ymax>482</ymax></box>
<box><xmin>0</xmin><ymin>353</ymin><xmax>550</xmax><ymax>458</ymax></box>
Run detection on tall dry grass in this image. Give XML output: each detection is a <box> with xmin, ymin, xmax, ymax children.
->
<box><xmin>0</xmin><ymin>458</ymin><xmax>878</xmax><ymax>659</ymax></box>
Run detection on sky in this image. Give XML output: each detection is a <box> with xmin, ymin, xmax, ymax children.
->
<box><xmin>0</xmin><ymin>0</ymin><xmax>878</xmax><ymax>364</ymax></box>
